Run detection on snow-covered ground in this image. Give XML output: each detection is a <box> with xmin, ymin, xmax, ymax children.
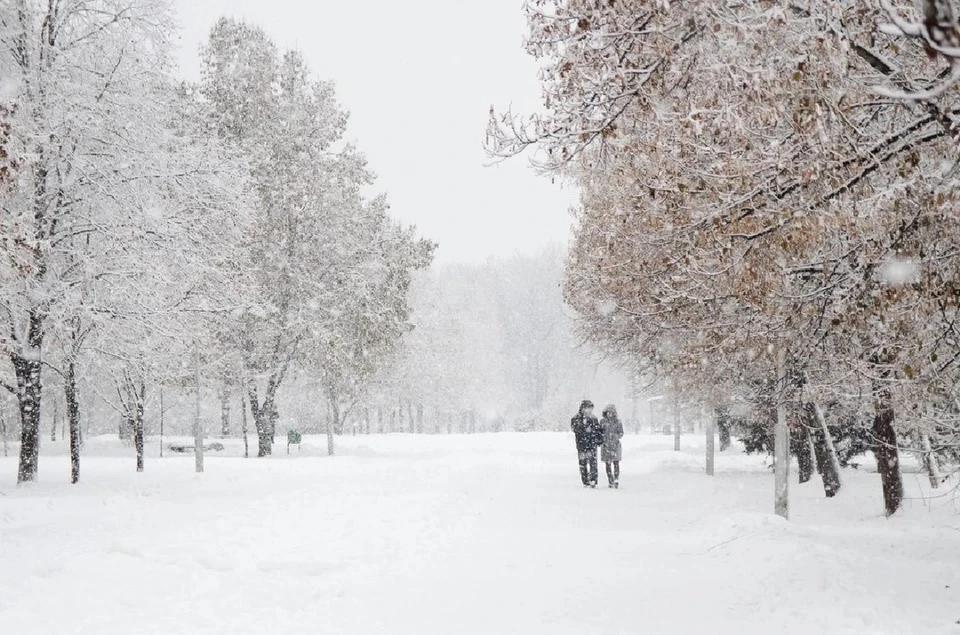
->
<box><xmin>2</xmin><ymin>432</ymin><xmax>958</xmax><ymax>634</ymax></box>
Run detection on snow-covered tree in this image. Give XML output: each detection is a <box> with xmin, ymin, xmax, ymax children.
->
<box><xmin>489</xmin><ymin>0</ymin><xmax>960</xmax><ymax>514</ymax></box>
<box><xmin>311</xmin><ymin>213</ymin><xmax>434</xmax><ymax>455</ymax></box>
<box><xmin>0</xmin><ymin>0</ymin><xmax>182</xmax><ymax>483</ymax></box>
<box><xmin>200</xmin><ymin>18</ymin><xmax>432</xmax><ymax>456</ymax></box>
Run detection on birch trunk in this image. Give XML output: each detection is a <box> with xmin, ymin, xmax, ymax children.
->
<box><xmin>774</xmin><ymin>350</ymin><xmax>789</xmax><ymax>520</ymax></box>
<box><xmin>63</xmin><ymin>360</ymin><xmax>80</xmax><ymax>484</ymax></box>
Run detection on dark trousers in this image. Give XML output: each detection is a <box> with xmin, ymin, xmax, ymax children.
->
<box><xmin>605</xmin><ymin>461</ymin><xmax>620</xmax><ymax>485</ymax></box>
<box><xmin>578</xmin><ymin>450</ymin><xmax>598</xmax><ymax>486</ymax></box>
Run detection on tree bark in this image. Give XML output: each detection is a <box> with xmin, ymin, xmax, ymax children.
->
<box><xmin>774</xmin><ymin>351</ymin><xmax>789</xmax><ymax>520</ymax></box>
<box><xmin>14</xmin><ymin>310</ymin><xmax>44</xmax><ymax>484</ymax></box>
<box><xmin>717</xmin><ymin>406</ymin><xmax>732</xmax><ymax>451</ymax></box>
<box><xmin>808</xmin><ymin>402</ymin><xmax>842</xmax><ymax>497</ymax></box>
<box><xmin>673</xmin><ymin>382</ymin><xmax>681</xmax><ymax>452</ymax></box>
<box><xmin>808</xmin><ymin>432</ymin><xmax>819</xmax><ymax>474</ymax></box>
<box><xmin>417</xmin><ymin>403</ymin><xmax>424</xmax><ymax>434</ymax></box>
<box><xmin>871</xmin><ymin>377</ymin><xmax>903</xmax><ymax>516</ymax></box>
<box><xmin>51</xmin><ymin>397</ymin><xmax>58</xmax><ymax>442</ymax></box>
<box><xmin>248</xmin><ymin>386</ymin><xmax>278</xmax><ymax>457</ymax></box>
<box><xmin>793</xmin><ymin>418</ymin><xmax>814</xmax><ymax>484</ymax></box>
<box><xmin>134</xmin><ymin>379</ymin><xmax>145</xmax><ymax>473</ymax></box>
<box><xmin>220</xmin><ymin>386</ymin><xmax>231</xmax><ymax>438</ymax></box>
<box><xmin>920</xmin><ymin>429</ymin><xmax>941</xmax><ymax>489</ymax></box>
<box><xmin>250</xmin><ymin>398</ymin><xmax>272</xmax><ymax>457</ymax></box>
<box><xmin>66</xmin><ymin>360</ymin><xmax>81</xmax><ymax>484</ymax></box>
<box><xmin>268</xmin><ymin>402</ymin><xmax>278</xmax><ymax>444</ymax></box>
<box><xmin>240</xmin><ymin>391</ymin><xmax>249</xmax><ymax>459</ymax></box>
<box><xmin>0</xmin><ymin>410</ymin><xmax>8</xmax><ymax>457</ymax></box>
<box><xmin>328</xmin><ymin>399</ymin><xmax>338</xmax><ymax>456</ymax></box>
<box><xmin>407</xmin><ymin>402</ymin><xmax>415</xmax><ymax>434</ymax></box>
<box><xmin>705</xmin><ymin>408</ymin><xmax>715</xmax><ymax>476</ymax></box>
<box><xmin>193</xmin><ymin>346</ymin><xmax>203</xmax><ymax>474</ymax></box>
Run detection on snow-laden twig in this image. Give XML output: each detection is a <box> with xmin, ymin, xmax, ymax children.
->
<box><xmin>876</xmin><ymin>0</ymin><xmax>960</xmax><ymax>101</ymax></box>
<box><xmin>875</xmin><ymin>63</ymin><xmax>960</xmax><ymax>101</ymax></box>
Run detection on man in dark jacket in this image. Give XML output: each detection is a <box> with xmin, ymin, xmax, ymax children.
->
<box><xmin>571</xmin><ymin>400</ymin><xmax>602</xmax><ymax>487</ymax></box>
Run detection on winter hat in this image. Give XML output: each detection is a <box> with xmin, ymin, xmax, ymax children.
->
<box><xmin>603</xmin><ymin>404</ymin><xmax>618</xmax><ymax>418</ymax></box>
<box><xmin>580</xmin><ymin>400</ymin><xmax>594</xmax><ymax>412</ymax></box>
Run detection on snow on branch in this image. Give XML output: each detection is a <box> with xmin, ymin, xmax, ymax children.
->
<box><xmin>876</xmin><ymin>0</ymin><xmax>960</xmax><ymax>100</ymax></box>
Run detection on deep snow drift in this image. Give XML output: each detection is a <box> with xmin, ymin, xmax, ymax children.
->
<box><xmin>2</xmin><ymin>433</ymin><xmax>958</xmax><ymax>634</ymax></box>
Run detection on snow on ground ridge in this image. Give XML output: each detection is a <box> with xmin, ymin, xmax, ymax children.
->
<box><xmin>1</xmin><ymin>433</ymin><xmax>958</xmax><ymax>635</ymax></box>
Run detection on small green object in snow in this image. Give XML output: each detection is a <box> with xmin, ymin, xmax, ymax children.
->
<box><xmin>287</xmin><ymin>429</ymin><xmax>302</xmax><ymax>453</ymax></box>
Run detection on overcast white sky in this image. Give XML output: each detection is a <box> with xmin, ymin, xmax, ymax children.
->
<box><xmin>171</xmin><ymin>0</ymin><xmax>577</xmax><ymax>264</ymax></box>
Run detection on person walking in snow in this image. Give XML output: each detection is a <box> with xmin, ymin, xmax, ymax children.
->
<box><xmin>571</xmin><ymin>400</ymin><xmax>602</xmax><ymax>487</ymax></box>
<box><xmin>600</xmin><ymin>404</ymin><xmax>624</xmax><ymax>488</ymax></box>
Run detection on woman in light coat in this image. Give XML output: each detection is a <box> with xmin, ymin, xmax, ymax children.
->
<box><xmin>600</xmin><ymin>404</ymin><xmax>624</xmax><ymax>488</ymax></box>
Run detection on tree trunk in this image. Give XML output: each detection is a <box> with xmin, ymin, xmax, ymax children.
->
<box><xmin>792</xmin><ymin>417</ymin><xmax>814</xmax><ymax>484</ymax></box>
<box><xmin>51</xmin><ymin>397</ymin><xmax>58</xmax><ymax>442</ymax></box>
<box><xmin>66</xmin><ymin>360</ymin><xmax>81</xmax><ymax>484</ymax></box>
<box><xmin>808</xmin><ymin>433</ymin><xmax>819</xmax><ymax>474</ymax></box>
<box><xmin>920</xmin><ymin>430</ymin><xmax>941</xmax><ymax>489</ymax></box>
<box><xmin>268</xmin><ymin>401</ymin><xmax>278</xmax><ymax>444</ymax></box>
<box><xmin>672</xmin><ymin>382</ymin><xmax>680</xmax><ymax>452</ymax></box>
<box><xmin>248</xmin><ymin>388</ymin><xmax>274</xmax><ymax>457</ymax></box>
<box><xmin>14</xmin><ymin>312</ymin><xmax>44</xmax><ymax>484</ymax></box>
<box><xmin>774</xmin><ymin>350</ymin><xmax>789</xmax><ymax>520</ymax></box>
<box><xmin>220</xmin><ymin>387</ymin><xmax>231</xmax><ymax>438</ymax></box>
<box><xmin>871</xmin><ymin>377</ymin><xmax>903</xmax><ymax>516</ymax></box>
<box><xmin>808</xmin><ymin>402</ymin><xmax>841</xmax><ymax>497</ymax></box>
<box><xmin>255</xmin><ymin>416</ymin><xmax>272</xmax><ymax>456</ymax></box>
<box><xmin>407</xmin><ymin>402</ymin><xmax>415</xmax><ymax>433</ymax></box>
<box><xmin>328</xmin><ymin>400</ymin><xmax>338</xmax><ymax>456</ymax></box>
<box><xmin>377</xmin><ymin>407</ymin><xmax>384</xmax><ymax>434</ymax></box>
<box><xmin>240</xmin><ymin>391</ymin><xmax>250</xmax><ymax>459</ymax></box>
<box><xmin>469</xmin><ymin>410</ymin><xmax>477</xmax><ymax>434</ymax></box>
<box><xmin>717</xmin><ymin>406</ymin><xmax>732</xmax><ymax>451</ymax></box>
<box><xmin>1</xmin><ymin>410</ymin><xmax>8</xmax><ymax>458</ymax></box>
<box><xmin>705</xmin><ymin>408</ymin><xmax>715</xmax><ymax>476</ymax></box>
<box><xmin>159</xmin><ymin>388</ymin><xmax>165</xmax><ymax>458</ymax></box>
<box><xmin>417</xmin><ymin>403</ymin><xmax>424</xmax><ymax>434</ymax></box>
<box><xmin>193</xmin><ymin>346</ymin><xmax>203</xmax><ymax>474</ymax></box>
<box><xmin>134</xmin><ymin>379</ymin><xmax>145</xmax><ymax>473</ymax></box>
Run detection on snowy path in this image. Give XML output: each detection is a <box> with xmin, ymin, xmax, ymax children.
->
<box><xmin>2</xmin><ymin>433</ymin><xmax>959</xmax><ymax>634</ymax></box>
